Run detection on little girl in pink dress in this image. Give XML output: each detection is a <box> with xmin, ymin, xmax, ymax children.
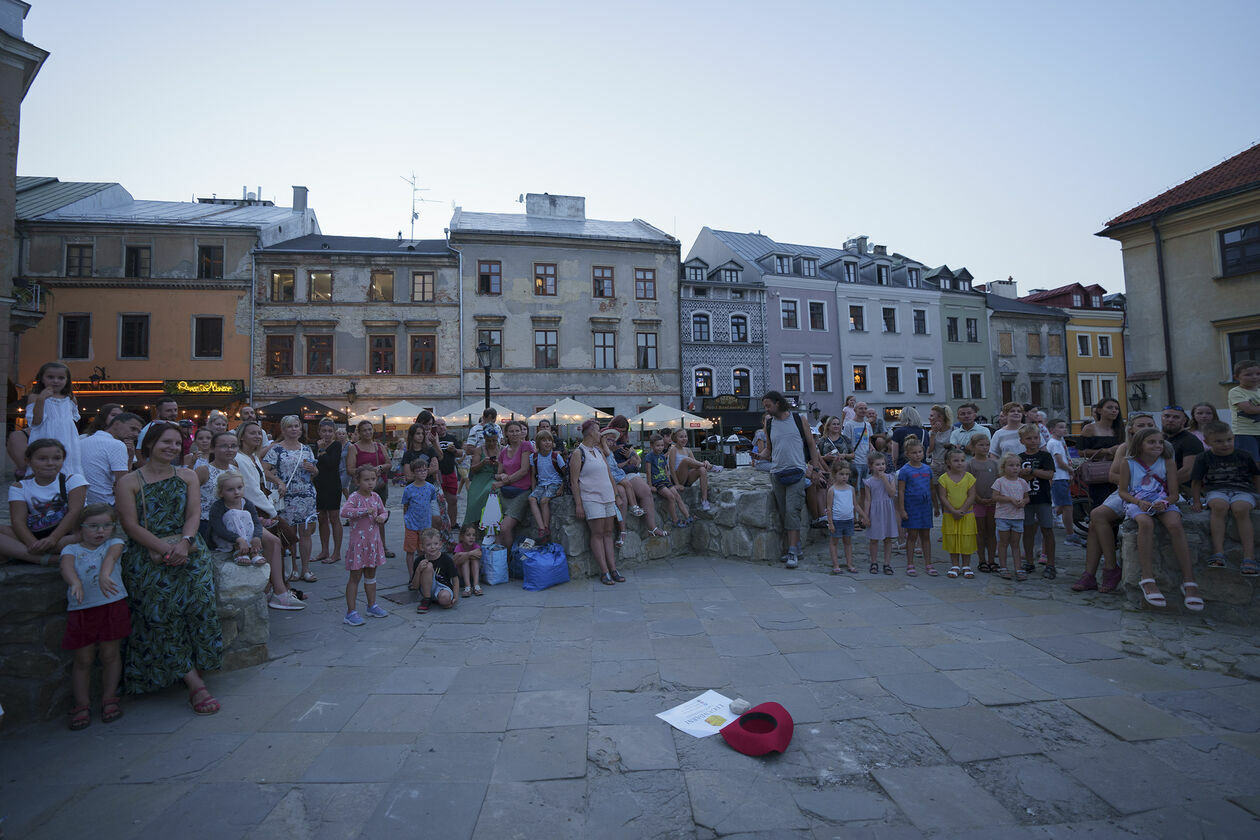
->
<box><xmin>339</xmin><ymin>466</ymin><xmax>389</xmax><ymax>626</ymax></box>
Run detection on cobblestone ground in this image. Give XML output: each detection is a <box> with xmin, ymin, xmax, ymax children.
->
<box><xmin>3</xmin><ymin>504</ymin><xmax>1259</xmax><ymax>839</ymax></box>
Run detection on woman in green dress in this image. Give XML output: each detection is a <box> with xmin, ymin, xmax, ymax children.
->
<box><xmin>115</xmin><ymin>422</ymin><xmax>223</xmax><ymax>714</ymax></box>
<box><xmin>462</xmin><ymin>427</ymin><xmax>502</xmax><ymax>531</ymax></box>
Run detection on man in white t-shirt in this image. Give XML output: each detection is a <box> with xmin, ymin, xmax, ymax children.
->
<box><xmin>843</xmin><ymin>402</ymin><xmax>873</xmax><ymax>483</ymax></box>
<box><xmin>464</xmin><ymin>408</ymin><xmax>502</xmax><ymax>454</ymax></box>
<box><xmin>80</xmin><ymin>411</ymin><xmax>143</xmax><ymax>505</ymax></box>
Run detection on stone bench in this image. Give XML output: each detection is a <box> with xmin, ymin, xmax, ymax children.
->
<box><xmin>0</xmin><ymin>553</ymin><xmax>270</xmax><ymax>725</ymax></box>
<box><xmin>1119</xmin><ymin>509</ymin><xmax>1260</xmax><ymax>623</ymax></box>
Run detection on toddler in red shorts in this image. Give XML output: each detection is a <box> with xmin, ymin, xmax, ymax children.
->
<box><xmin>58</xmin><ymin>503</ymin><xmax>131</xmax><ymax>730</ymax></box>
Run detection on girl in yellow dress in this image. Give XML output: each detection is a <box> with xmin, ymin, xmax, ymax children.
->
<box><xmin>937</xmin><ymin>447</ymin><xmax>978</xmax><ymax>578</ymax></box>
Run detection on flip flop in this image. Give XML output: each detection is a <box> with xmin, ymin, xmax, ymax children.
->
<box><xmin>831</xmin><ymin>567</ymin><xmax>843</xmax><ymax>575</ymax></box>
<box><xmin>847</xmin><ymin>566</ymin><xmax>858</xmax><ymax>574</ymax></box>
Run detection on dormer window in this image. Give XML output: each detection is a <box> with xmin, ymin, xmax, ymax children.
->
<box><xmin>775</xmin><ymin>256</ymin><xmax>791</xmax><ymax>274</ymax></box>
<box><xmin>801</xmin><ymin>258</ymin><xmax>818</xmax><ymax>277</ymax></box>
<box><xmin>876</xmin><ymin>265</ymin><xmax>889</xmax><ymax>285</ymax></box>
<box><xmin>1091</xmin><ymin>294</ymin><xmax>1102</xmax><ymax>307</ymax></box>
<box><xmin>844</xmin><ymin>263</ymin><xmax>857</xmax><ymax>283</ymax></box>
<box><xmin>722</xmin><ymin>268</ymin><xmax>739</xmax><ymax>283</ymax></box>
<box><xmin>1071</xmin><ymin>293</ymin><xmax>1083</xmax><ymax>307</ymax></box>
<box><xmin>907</xmin><ymin>268</ymin><xmax>920</xmax><ymax>288</ymax></box>
<box><xmin>687</xmin><ymin>266</ymin><xmax>704</xmax><ymax>282</ymax></box>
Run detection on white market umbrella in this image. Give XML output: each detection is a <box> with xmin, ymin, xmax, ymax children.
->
<box><xmin>348</xmin><ymin>399</ymin><xmax>429</xmax><ymax>428</ymax></box>
<box><xmin>526</xmin><ymin>398</ymin><xmax>612</xmax><ymax>426</ymax></box>
<box><xmin>441</xmin><ymin>400</ymin><xmax>524</xmax><ymax>427</ymax></box>
<box><xmin>627</xmin><ymin>404</ymin><xmax>714</xmax><ymax>431</ymax></box>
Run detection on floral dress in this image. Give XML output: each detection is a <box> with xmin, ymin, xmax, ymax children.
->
<box><xmin>341</xmin><ymin>491</ymin><xmax>386</xmax><ymax>570</ymax></box>
<box><xmin>120</xmin><ymin>474</ymin><xmax>222</xmax><ymax>694</ymax></box>
<box><xmin>264</xmin><ymin>443</ymin><xmax>317</xmax><ymax>526</ymax></box>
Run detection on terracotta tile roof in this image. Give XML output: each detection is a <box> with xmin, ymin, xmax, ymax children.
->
<box><xmin>1104</xmin><ymin>143</ymin><xmax>1260</xmax><ymax>228</ymax></box>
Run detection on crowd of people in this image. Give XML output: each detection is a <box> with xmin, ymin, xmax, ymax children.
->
<box><xmin>6</xmin><ymin>358</ymin><xmax>1260</xmax><ymax>730</ymax></box>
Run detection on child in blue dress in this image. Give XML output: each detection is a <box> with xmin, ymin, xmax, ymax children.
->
<box><xmin>896</xmin><ymin>438</ymin><xmax>936</xmax><ymax>576</ymax></box>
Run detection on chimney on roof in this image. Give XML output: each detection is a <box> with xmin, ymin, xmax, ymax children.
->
<box><xmin>292</xmin><ymin>186</ymin><xmax>308</xmax><ymax>213</ymax></box>
<box><xmin>873</xmin><ymin>244</ymin><xmax>887</xmax><ymax>256</ymax></box>
<box><xmin>990</xmin><ymin>276</ymin><xmax>1018</xmax><ymax>299</ymax></box>
<box><xmin>525</xmin><ymin>193</ymin><xmax>585</xmax><ymax>220</ymax></box>
<box><xmin>845</xmin><ymin>235</ymin><xmax>869</xmax><ymax>254</ymax></box>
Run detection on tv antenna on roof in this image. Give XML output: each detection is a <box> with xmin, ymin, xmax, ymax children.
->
<box><xmin>401</xmin><ymin>172</ymin><xmax>439</xmax><ymax>240</ymax></box>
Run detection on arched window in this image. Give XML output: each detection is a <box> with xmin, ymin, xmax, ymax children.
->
<box><xmin>733</xmin><ymin>368</ymin><xmax>751</xmax><ymax>397</ymax></box>
<box><xmin>730</xmin><ymin>314</ymin><xmax>748</xmax><ymax>343</ymax></box>
<box><xmin>695</xmin><ymin>367</ymin><xmax>714</xmax><ymax>397</ymax></box>
<box><xmin>692</xmin><ymin>313</ymin><xmax>710</xmax><ymax>342</ymax></box>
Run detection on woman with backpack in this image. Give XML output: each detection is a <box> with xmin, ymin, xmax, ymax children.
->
<box><xmin>757</xmin><ymin>391</ymin><xmax>825</xmax><ymax>569</ymax></box>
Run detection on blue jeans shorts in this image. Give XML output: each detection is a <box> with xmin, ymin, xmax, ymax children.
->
<box><xmin>1051</xmin><ymin>479</ymin><xmax>1071</xmax><ymax>507</ymax></box>
<box><xmin>830</xmin><ymin>517</ymin><xmax>854</xmax><ymax>537</ymax></box>
<box><xmin>530</xmin><ymin>483</ymin><xmax>562</xmax><ymax>501</ymax></box>
<box><xmin>996</xmin><ymin>517</ymin><xmax>1024</xmax><ymax>533</ymax></box>
<box><xmin>1205</xmin><ymin>488</ymin><xmax>1256</xmax><ymax>508</ymax></box>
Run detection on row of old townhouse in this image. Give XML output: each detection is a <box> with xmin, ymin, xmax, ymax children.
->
<box><xmin>6</xmin><ymin>176</ymin><xmax>1132</xmax><ymax>432</ymax></box>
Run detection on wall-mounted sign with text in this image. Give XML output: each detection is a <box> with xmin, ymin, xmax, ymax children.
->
<box><xmin>164</xmin><ymin>379</ymin><xmax>245</xmax><ymax>396</ymax></box>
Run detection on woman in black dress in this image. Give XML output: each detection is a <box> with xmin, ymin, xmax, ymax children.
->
<box><xmin>1078</xmin><ymin>397</ymin><xmax>1124</xmax><ymax>508</ymax></box>
<box><xmin>312</xmin><ymin>418</ymin><xmax>344</xmax><ymax>564</ymax></box>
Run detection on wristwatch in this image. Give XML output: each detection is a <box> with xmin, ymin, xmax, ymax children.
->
<box><xmin>181</xmin><ymin>535</ymin><xmax>195</xmax><ymax>543</ymax></box>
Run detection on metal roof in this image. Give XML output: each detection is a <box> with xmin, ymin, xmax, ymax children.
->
<box><xmin>38</xmin><ymin>198</ymin><xmax>300</xmax><ymax>227</ymax></box>
<box><xmin>984</xmin><ymin>293</ymin><xmax>1070</xmax><ymax>319</ymax></box>
<box><xmin>449</xmin><ymin>209</ymin><xmax>675</xmax><ymax>245</ymax></box>
<box><xmin>15</xmin><ymin>176</ymin><xmax>120</xmax><ymax>219</ymax></box>
<box><xmin>260</xmin><ymin>234</ymin><xmax>452</xmax><ymax>256</ymax></box>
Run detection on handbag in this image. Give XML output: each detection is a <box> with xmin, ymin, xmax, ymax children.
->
<box><xmin>775</xmin><ymin>467</ymin><xmax>805</xmax><ymax>486</ymax></box>
<box><xmin>272</xmin><ymin>446</ymin><xmax>306</xmax><ymax>514</ymax></box>
<box><xmin>1076</xmin><ymin>454</ymin><xmax>1113</xmax><ymax>485</ymax></box>
<box><xmin>481</xmin><ymin>492</ymin><xmax>503</xmax><ymax>533</ymax></box>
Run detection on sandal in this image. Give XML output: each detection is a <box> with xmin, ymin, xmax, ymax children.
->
<box><xmin>1071</xmin><ymin>572</ymin><xmax>1098</xmax><ymax>591</ymax></box>
<box><xmin>600</xmin><ymin>573</ymin><xmax>616</xmax><ymax>585</ymax></box>
<box><xmin>1042</xmin><ymin>565</ymin><xmax>1057</xmax><ymax>580</ymax></box>
<box><xmin>286</xmin><ymin>571</ymin><xmax>299</xmax><ymax>582</ymax></box>
<box><xmin>977</xmin><ymin>562</ymin><xmax>991</xmax><ymax>574</ymax></box>
<box><xmin>1015</xmin><ymin>569</ymin><xmax>1028</xmax><ymax>582</ymax></box>
<box><xmin>301</xmin><ymin>571</ymin><xmax>318</xmax><ymax>583</ymax></box>
<box><xmin>831</xmin><ymin>566</ymin><xmax>843</xmax><ymax>575</ymax></box>
<box><xmin>189</xmin><ymin>686</ymin><xmax>221</xmax><ymax>716</ymax></box>
<box><xmin>1242</xmin><ymin>557</ymin><xmax>1259</xmax><ymax>576</ymax></box>
<box><xmin>385</xmin><ymin>550</ymin><xmax>396</xmax><ymax>558</ymax></box>
<box><xmin>906</xmin><ymin>566</ymin><xmax>918</xmax><ymax>577</ymax></box>
<box><xmin>1139</xmin><ymin>578</ymin><xmax>1166</xmax><ymax>607</ymax></box>
<box><xmin>962</xmin><ymin>568</ymin><xmax>975</xmax><ymax>579</ymax></box>
<box><xmin>612</xmin><ymin>572</ymin><xmax>626</xmax><ymax>583</ymax></box>
<box><xmin>647</xmin><ymin>527</ymin><xmax>669</xmax><ymax>538</ymax></box>
<box><xmin>473</xmin><ymin>586</ymin><xmax>483</xmax><ymax>596</ymax></box>
<box><xmin>313</xmin><ymin>552</ymin><xmax>329</xmax><ymax>562</ymax></box>
<box><xmin>1099</xmin><ymin>566</ymin><xmax>1123</xmax><ymax>593</ymax></box>
<box><xmin>101</xmin><ymin>697</ymin><xmax>123</xmax><ymax>724</ymax></box>
<box><xmin>614</xmin><ymin>534</ymin><xmax>626</xmax><ymax>547</ymax></box>
<box><xmin>999</xmin><ymin>567</ymin><xmax>1013</xmax><ymax>580</ymax></box>
<box><xmin>68</xmin><ymin>704</ymin><xmax>90</xmax><ymax>731</ymax></box>
<box><xmin>322</xmin><ymin>554</ymin><xmax>341</xmax><ymax>564</ymax></box>
<box><xmin>925</xmin><ymin>564</ymin><xmax>939</xmax><ymax>577</ymax></box>
<box><xmin>870</xmin><ymin>562</ymin><xmax>879</xmax><ymax>574</ymax></box>
<box><xmin>1206</xmin><ymin>552</ymin><xmax>1227</xmax><ymax>568</ymax></box>
<box><xmin>462</xmin><ymin>586</ymin><xmax>472</xmax><ymax>597</ymax></box>
<box><xmin>947</xmin><ymin>566</ymin><xmax>960</xmax><ymax>578</ymax></box>
<box><xmin>882</xmin><ymin>564</ymin><xmax>894</xmax><ymax>575</ymax></box>
<box><xmin>847</xmin><ymin>565</ymin><xmax>859</xmax><ymax>574</ymax></box>
<box><xmin>233</xmin><ymin>555</ymin><xmax>253</xmax><ymax>566</ymax></box>
<box><xmin>250</xmin><ymin>554</ymin><xmax>267</xmax><ymax>566</ymax></box>
<box><xmin>1179</xmin><ymin>582</ymin><xmax>1205</xmax><ymax>612</ymax></box>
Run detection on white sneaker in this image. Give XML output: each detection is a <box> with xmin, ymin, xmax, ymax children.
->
<box><xmin>268</xmin><ymin>591</ymin><xmax>305</xmax><ymax>611</ymax></box>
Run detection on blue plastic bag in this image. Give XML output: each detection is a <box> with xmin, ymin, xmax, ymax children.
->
<box><xmin>521</xmin><ymin>543</ymin><xmax>570</xmax><ymax>591</ymax></box>
<box><xmin>483</xmin><ymin>544</ymin><xmax>508</xmax><ymax>585</ymax></box>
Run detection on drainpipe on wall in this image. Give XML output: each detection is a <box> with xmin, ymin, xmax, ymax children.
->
<box><xmin>446</xmin><ymin>232</ymin><xmax>464</xmax><ymax>406</ymax></box>
<box><xmin>249</xmin><ymin>242</ymin><xmax>257</xmax><ymax>405</ymax></box>
<box><xmin>1150</xmin><ymin>215</ymin><xmax>1176</xmax><ymax>406</ymax></box>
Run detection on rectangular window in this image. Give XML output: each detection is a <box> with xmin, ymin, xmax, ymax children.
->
<box><xmin>969</xmin><ymin>373</ymin><xmax>984</xmax><ymax>399</ymax></box>
<box><xmin>66</xmin><ymin>244</ymin><xmax>93</xmax><ymax>277</ymax></box>
<box><xmin>410</xmin><ymin>334</ymin><xmax>436</xmax><ymax>374</ymax></box>
<box><xmin>478</xmin><ymin>260</ymin><xmax>501</xmax><ymax>295</ymax></box>
<box><xmin>695</xmin><ymin>368</ymin><xmax>714</xmax><ymax>397</ymax></box>
<box><xmin>946</xmin><ymin>317</ymin><xmax>959</xmax><ymax>342</ymax></box>
<box><xmin>534</xmin><ymin>330</ymin><xmax>558</xmax><ymax>369</ymax></box>
<box><xmin>844</xmin><ymin>263</ymin><xmax>857</xmax><ymax>283</ymax></box>
<box><xmin>781</xmin><ymin>300</ymin><xmax>799</xmax><ymax>329</ymax></box>
<box><xmin>848</xmin><ymin>305</ymin><xmax>865</xmax><ymax>332</ymax></box>
<box><xmin>369</xmin><ymin>270</ymin><xmax>393</xmax><ymax>302</ymax></box>
<box><xmin>730</xmin><ymin>315</ymin><xmax>748</xmax><ymax>343</ymax></box>
<box><xmin>197</xmin><ymin>245</ymin><xmax>224</xmax><ymax>279</ymax></box>
<box><xmin>119</xmin><ymin>314</ymin><xmax>149</xmax><ymax>359</ymax></box>
<box><xmin>1003</xmin><ymin>379</ymin><xmax>1015</xmax><ymax>404</ymax></box>
<box><xmin>1098</xmin><ymin>335</ymin><xmax>1112</xmax><ymax>357</ymax></box>
<box><xmin>592</xmin><ymin>266</ymin><xmax>615</xmax><ymax>298</ymax></box>
<box><xmin>775</xmin><ymin>256</ymin><xmax>791</xmax><ymax>274</ymax></box>
<box><xmin>1077</xmin><ymin>334</ymin><xmax>1091</xmax><ymax>356</ymax></box>
<box><xmin>477</xmin><ymin>329</ymin><xmax>502</xmax><ymax>367</ymax></box>
<box><xmin>534</xmin><ymin>263</ymin><xmax>557</xmax><ymax>296</ymax></box>
<box><xmin>853</xmin><ymin>365</ymin><xmax>869</xmax><ymax>392</ymax></box>
<box><xmin>1072</xmin><ymin>293</ymin><xmax>1083</xmax><ymax>307</ymax></box>
<box><xmin>270</xmin><ymin>270</ymin><xmax>294</xmax><ymax>301</ymax></box>
<box><xmin>593</xmin><ymin>331</ymin><xmax>616</xmax><ymax>369</ymax></box>
<box><xmin>1101</xmin><ymin>378</ymin><xmax>1115</xmax><ymax>400</ymax></box>
<box><xmin>266</xmin><ymin>335</ymin><xmax>294</xmax><ymax>375</ymax></box>
<box><xmin>999</xmin><ymin>331</ymin><xmax>1014</xmax><ymax>355</ymax></box>
<box><xmin>693</xmin><ymin>287</ymin><xmax>708</xmax><ymax>298</ymax></box>
<box><xmin>876</xmin><ymin>265</ymin><xmax>889</xmax><ymax>285</ymax></box>
<box><xmin>908</xmin><ymin>268</ymin><xmax>920</xmax><ymax>288</ymax></box>
<box><xmin>1031</xmin><ymin>380</ymin><xmax>1044</xmax><ymax>407</ymax></box>
<box><xmin>60</xmin><ymin>314</ymin><xmax>90</xmax><ymax>359</ymax></box>
<box><xmin>692</xmin><ymin>314</ymin><xmax>710</xmax><ymax>342</ymax></box>
<box><xmin>733</xmin><ymin>369</ymin><xmax>750</xmax><ymax>397</ymax></box>
<box><xmin>1080</xmin><ymin>377</ymin><xmax>1094</xmax><ymax>408</ymax></box>
<box><xmin>885</xmin><ymin>366</ymin><xmax>900</xmax><ymax>393</ymax></box>
<box><xmin>635</xmin><ymin>268</ymin><xmax>656</xmax><ymax>299</ymax></box>
<box><xmin>1221</xmin><ymin>223</ymin><xmax>1260</xmax><ymax>277</ymax></box>
<box><xmin>721</xmin><ymin>268</ymin><xmax>738</xmax><ymax>283</ymax></box>
<box><xmin>951</xmin><ymin>373</ymin><xmax>965</xmax><ymax>400</ymax></box>
<box><xmin>1091</xmin><ymin>295</ymin><xmax>1102</xmax><ymax>308</ymax></box>
<box><xmin>309</xmin><ymin>270</ymin><xmax>333</xmax><ymax>302</ymax></box>
<box><xmin>966</xmin><ymin>318</ymin><xmax>979</xmax><ymax>342</ymax></box>
<box><xmin>1027</xmin><ymin>332</ymin><xmax>1042</xmax><ymax>355</ymax></box>
<box><xmin>1047</xmin><ymin>333</ymin><xmax>1063</xmax><ymax>355</ymax></box>
<box><xmin>1228</xmin><ymin>328</ymin><xmax>1260</xmax><ymax>372</ymax></box>
<box><xmin>916</xmin><ymin>368</ymin><xmax>931</xmax><ymax>395</ymax></box>
<box><xmin>808</xmin><ymin>301</ymin><xmax>826</xmax><ymax>330</ymax></box>
<box><xmin>687</xmin><ymin>266</ymin><xmax>705</xmax><ymax>282</ymax></box>
<box><xmin>801</xmin><ymin>258</ymin><xmax>817</xmax><ymax>277</ymax></box>
<box><xmin>369</xmin><ymin>335</ymin><xmax>395</xmax><ymax>374</ymax></box>
<box><xmin>913</xmin><ymin>309</ymin><xmax>927</xmax><ymax>335</ymax></box>
<box><xmin>882</xmin><ymin>307</ymin><xmax>897</xmax><ymax>333</ymax></box>
<box><xmin>636</xmin><ymin>332</ymin><xmax>657</xmax><ymax>369</ymax></box>
<box><xmin>812</xmin><ymin>363</ymin><xmax>830</xmax><ymax>393</ymax></box>
<box><xmin>307</xmin><ymin>335</ymin><xmax>333</xmax><ymax>374</ymax></box>
<box><xmin>730</xmin><ymin>289</ymin><xmax>744</xmax><ymax>300</ymax></box>
<box><xmin>124</xmin><ymin>246</ymin><xmax>151</xmax><ymax>278</ymax></box>
<box><xmin>193</xmin><ymin>316</ymin><xmax>223</xmax><ymax>359</ymax></box>
<box><xmin>411</xmin><ymin>271</ymin><xmax>435</xmax><ymax>302</ymax></box>
<box><xmin>783</xmin><ymin>363</ymin><xmax>801</xmax><ymax>393</ymax></box>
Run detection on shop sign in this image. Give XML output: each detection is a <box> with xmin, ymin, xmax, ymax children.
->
<box><xmin>164</xmin><ymin>379</ymin><xmax>244</xmax><ymax>396</ymax></box>
<box><xmin>702</xmin><ymin>394</ymin><xmax>748</xmax><ymax>411</ymax></box>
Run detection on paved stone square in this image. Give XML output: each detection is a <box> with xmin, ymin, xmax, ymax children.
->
<box><xmin>3</xmin><ymin>512</ymin><xmax>1260</xmax><ymax>839</ymax></box>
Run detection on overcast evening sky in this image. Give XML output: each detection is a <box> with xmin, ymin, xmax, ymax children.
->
<box><xmin>17</xmin><ymin>0</ymin><xmax>1260</xmax><ymax>294</ymax></box>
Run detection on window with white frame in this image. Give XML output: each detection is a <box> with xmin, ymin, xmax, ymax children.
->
<box><xmin>687</xmin><ymin>266</ymin><xmax>705</xmax><ymax>282</ymax></box>
<box><xmin>969</xmin><ymin>373</ymin><xmax>983</xmax><ymax>399</ymax></box>
<box><xmin>913</xmin><ymin>309</ymin><xmax>927</xmax><ymax>334</ymax></box>
<box><xmin>593</xmin><ymin>331</ymin><xmax>616</xmax><ymax>369</ymax></box>
<box><xmin>801</xmin><ymin>258</ymin><xmax>818</xmax><ymax>277</ymax></box>
<box><xmin>882</xmin><ymin>307</ymin><xmax>897</xmax><ymax>333</ymax></box>
<box><xmin>775</xmin><ymin>256</ymin><xmax>791</xmax><ymax>274</ymax></box>
<box><xmin>730</xmin><ymin>314</ymin><xmax>749</xmax><ymax>343</ymax></box>
<box><xmin>812</xmin><ymin>363</ymin><xmax>830</xmax><ymax>393</ymax></box>
<box><xmin>885</xmin><ymin>366</ymin><xmax>901</xmax><ymax>393</ymax></box>
<box><xmin>808</xmin><ymin>301</ymin><xmax>826</xmax><ymax>330</ymax></box>
<box><xmin>853</xmin><ymin>365</ymin><xmax>869</xmax><ymax>392</ymax></box>
<box><xmin>695</xmin><ymin>367</ymin><xmax>714</xmax><ymax>397</ymax></box>
<box><xmin>1071</xmin><ymin>293</ymin><xmax>1083</xmax><ymax>307</ymax></box>
<box><xmin>849</xmin><ymin>305</ymin><xmax>865</xmax><ymax>331</ymax></box>
<box><xmin>721</xmin><ymin>268</ymin><xmax>738</xmax><ymax>284</ymax></box>
<box><xmin>876</xmin><ymin>265</ymin><xmax>889</xmax><ymax>285</ymax></box>
<box><xmin>732</xmin><ymin>368</ymin><xmax>751</xmax><ymax>397</ymax></box>
<box><xmin>951</xmin><ymin>373</ymin><xmax>965</xmax><ymax>399</ymax></box>
<box><xmin>1091</xmin><ymin>294</ymin><xmax>1102</xmax><ymax>308</ymax></box>
<box><xmin>783</xmin><ymin>363</ymin><xmax>801</xmax><ymax>392</ymax></box>
<box><xmin>781</xmin><ymin>299</ymin><xmax>799</xmax><ymax>329</ymax></box>
<box><xmin>908</xmin><ymin>268</ymin><xmax>920</xmax><ymax>288</ymax></box>
<box><xmin>1080</xmin><ymin>377</ymin><xmax>1094</xmax><ymax>408</ymax></box>
<box><xmin>843</xmin><ymin>263</ymin><xmax>857</xmax><ymax>283</ymax></box>
<box><xmin>692</xmin><ymin>313</ymin><xmax>710</xmax><ymax>342</ymax></box>
<box><xmin>1098</xmin><ymin>335</ymin><xmax>1112</xmax><ymax>357</ymax></box>
<box><xmin>916</xmin><ymin>368</ymin><xmax>931</xmax><ymax>395</ymax></box>
<box><xmin>1077</xmin><ymin>334</ymin><xmax>1091</xmax><ymax>356</ymax></box>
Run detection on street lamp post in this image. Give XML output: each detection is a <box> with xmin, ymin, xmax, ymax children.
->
<box><xmin>475</xmin><ymin>341</ymin><xmax>491</xmax><ymax>411</ymax></box>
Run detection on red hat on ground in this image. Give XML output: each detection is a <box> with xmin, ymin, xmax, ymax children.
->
<box><xmin>719</xmin><ymin>702</ymin><xmax>794</xmax><ymax>756</ymax></box>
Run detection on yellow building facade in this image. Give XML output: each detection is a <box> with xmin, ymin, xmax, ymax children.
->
<box><xmin>1065</xmin><ymin>309</ymin><xmax>1128</xmax><ymax>430</ymax></box>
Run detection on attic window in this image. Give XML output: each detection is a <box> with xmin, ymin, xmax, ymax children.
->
<box><xmin>1072</xmin><ymin>293</ymin><xmax>1083</xmax><ymax>307</ymax></box>
<box><xmin>722</xmin><ymin>268</ymin><xmax>739</xmax><ymax>283</ymax></box>
<box><xmin>876</xmin><ymin>265</ymin><xmax>889</xmax><ymax>285</ymax></box>
<box><xmin>907</xmin><ymin>268</ymin><xmax>920</xmax><ymax>288</ymax></box>
<box><xmin>844</xmin><ymin>263</ymin><xmax>857</xmax><ymax>283</ymax></box>
<box><xmin>687</xmin><ymin>266</ymin><xmax>704</xmax><ymax>282</ymax></box>
<box><xmin>775</xmin><ymin>256</ymin><xmax>791</xmax><ymax>274</ymax></box>
<box><xmin>1091</xmin><ymin>294</ymin><xmax>1101</xmax><ymax>307</ymax></box>
<box><xmin>801</xmin><ymin>258</ymin><xmax>817</xmax><ymax>277</ymax></box>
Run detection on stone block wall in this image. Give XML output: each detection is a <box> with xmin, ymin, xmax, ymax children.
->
<box><xmin>1120</xmin><ymin>509</ymin><xmax>1260</xmax><ymax>623</ymax></box>
<box><xmin>0</xmin><ymin>555</ymin><xmax>270</xmax><ymax>725</ymax></box>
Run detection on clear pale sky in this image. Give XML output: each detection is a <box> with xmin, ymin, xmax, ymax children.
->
<box><xmin>17</xmin><ymin>0</ymin><xmax>1260</xmax><ymax>294</ymax></box>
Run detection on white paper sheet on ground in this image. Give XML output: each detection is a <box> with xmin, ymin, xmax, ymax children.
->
<box><xmin>656</xmin><ymin>690</ymin><xmax>734</xmax><ymax>738</ymax></box>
